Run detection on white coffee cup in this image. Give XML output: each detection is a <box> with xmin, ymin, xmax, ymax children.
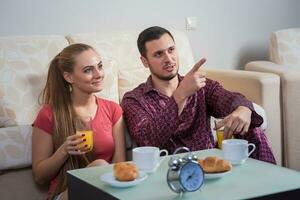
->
<box><xmin>222</xmin><ymin>139</ymin><xmax>256</xmax><ymax>165</ymax></box>
<box><xmin>132</xmin><ymin>146</ymin><xmax>168</xmax><ymax>173</ymax></box>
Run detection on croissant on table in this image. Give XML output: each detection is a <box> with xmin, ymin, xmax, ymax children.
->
<box><xmin>113</xmin><ymin>162</ymin><xmax>139</xmax><ymax>182</ymax></box>
<box><xmin>198</xmin><ymin>156</ymin><xmax>232</xmax><ymax>173</ymax></box>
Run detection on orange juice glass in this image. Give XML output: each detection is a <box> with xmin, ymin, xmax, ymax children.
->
<box><xmin>77</xmin><ymin>130</ymin><xmax>93</xmax><ymax>152</ymax></box>
<box><xmin>216</xmin><ymin>128</ymin><xmax>234</xmax><ymax>149</ymax></box>
<box><xmin>75</xmin><ymin>117</ymin><xmax>93</xmax><ymax>152</ymax></box>
<box><xmin>216</xmin><ymin>128</ymin><xmax>224</xmax><ymax>149</ymax></box>
<box><xmin>214</xmin><ymin>118</ymin><xmax>233</xmax><ymax>149</ymax></box>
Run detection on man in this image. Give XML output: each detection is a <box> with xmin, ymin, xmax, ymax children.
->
<box><xmin>121</xmin><ymin>26</ymin><xmax>275</xmax><ymax>163</ymax></box>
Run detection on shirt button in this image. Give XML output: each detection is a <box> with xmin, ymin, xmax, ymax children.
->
<box><xmin>159</xmin><ymin>100</ymin><xmax>166</xmax><ymax>107</ymax></box>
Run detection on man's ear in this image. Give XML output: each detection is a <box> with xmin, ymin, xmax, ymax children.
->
<box><xmin>63</xmin><ymin>72</ymin><xmax>73</xmax><ymax>84</ymax></box>
<box><xmin>140</xmin><ymin>56</ymin><xmax>149</xmax><ymax>68</ymax></box>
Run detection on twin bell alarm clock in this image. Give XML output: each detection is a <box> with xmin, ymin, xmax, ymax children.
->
<box><xmin>167</xmin><ymin>147</ymin><xmax>204</xmax><ymax>193</ymax></box>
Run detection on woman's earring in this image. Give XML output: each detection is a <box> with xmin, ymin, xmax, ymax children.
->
<box><xmin>69</xmin><ymin>85</ymin><xmax>73</xmax><ymax>92</ymax></box>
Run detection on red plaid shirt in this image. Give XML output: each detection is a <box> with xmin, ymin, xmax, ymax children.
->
<box><xmin>121</xmin><ymin>75</ymin><xmax>276</xmax><ymax>164</ymax></box>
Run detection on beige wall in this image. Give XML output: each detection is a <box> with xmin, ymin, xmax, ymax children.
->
<box><xmin>0</xmin><ymin>0</ymin><xmax>299</xmax><ymax>69</ymax></box>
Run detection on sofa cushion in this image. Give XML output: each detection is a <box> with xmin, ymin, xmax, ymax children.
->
<box><xmin>66</xmin><ymin>30</ymin><xmax>195</xmax><ymax>91</ymax></box>
<box><xmin>270</xmin><ymin>28</ymin><xmax>300</xmax><ymax>67</ymax></box>
<box><xmin>0</xmin><ymin>35</ymin><xmax>68</xmax><ymax>127</ymax></box>
<box><xmin>67</xmin><ymin>31</ymin><xmax>142</xmax><ymax>71</ymax></box>
<box><xmin>95</xmin><ymin>59</ymin><xmax>119</xmax><ymax>103</ymax></box>
<box><xmin>0</xmin><ymin>125</ymin><xmax>32</xmax><ymax>170</ymax></box>
<box><xmin>118</xmin><ymin>67</ymin><xmax>151</xmax><ymax>101</ymax></box>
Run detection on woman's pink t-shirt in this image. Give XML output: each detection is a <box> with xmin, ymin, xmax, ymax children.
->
<box><xmin>33</xmin><ymin>97</ymin><xmax>122</xmax><ymax>196</ymax></box>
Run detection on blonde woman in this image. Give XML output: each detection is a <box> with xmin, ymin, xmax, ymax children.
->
<box><xmin>32</xmin><ymin>43</ymin><xmax>125</xmax><ymax>200</ymax></box>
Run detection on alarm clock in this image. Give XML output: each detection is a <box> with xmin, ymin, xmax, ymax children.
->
<box><xmin>167</xmin><ymin>147</ymin><xmax>204</xmax><ymax>193</ymax></box>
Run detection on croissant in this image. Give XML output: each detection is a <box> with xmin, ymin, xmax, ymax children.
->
<box><xmin>198</xmin><ymin>156</ymin><xmax>232</xmax><ymax>173</ymax></box>
<box><xmin>113</xmin><ymin>162</ymin><xmax>139</xmax><ymax>182</ymax></box>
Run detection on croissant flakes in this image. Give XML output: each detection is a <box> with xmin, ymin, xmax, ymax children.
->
<box><xmin>198</xmin><ymin>156</ymin><xmax>232</xmax><ymax>173</ymax></box>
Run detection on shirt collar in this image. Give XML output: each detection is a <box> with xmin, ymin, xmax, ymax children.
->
<box><xmin>143</xmin><ymin>74</ymin><xmax>184</xmax><ymax>95</ymax></box>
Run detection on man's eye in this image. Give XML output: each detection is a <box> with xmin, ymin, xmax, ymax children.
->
<box><xmin>169</xmin><ymin>47</ymin><xmax>175</xmax><ymax>53</ymax></box>
<box><xmin>98</xmin><ymin>63</ymin><xmax>103</xmax><ymax>69</ymax></box>
<box><xmin>154</xmin><ymin>52</ymin><xmax>162</xmax><ymax>57</ymax></box>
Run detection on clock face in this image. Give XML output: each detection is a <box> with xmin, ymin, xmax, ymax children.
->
<box><xmin>179</xmin><ymin>161</ymin><xmax>204</xmax><ymax>192</ymax></box>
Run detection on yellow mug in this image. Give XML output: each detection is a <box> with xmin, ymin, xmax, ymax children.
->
<box><xmin>77</xmin><ymin>130</ymin><xmax>93</xmax><ymax>152</ymax></box>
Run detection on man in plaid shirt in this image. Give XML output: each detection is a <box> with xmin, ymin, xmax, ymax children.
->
<box><xmin>121</xmin><ymin>26</ymin><xmax>275</xmax><ymax>164</ymax></box>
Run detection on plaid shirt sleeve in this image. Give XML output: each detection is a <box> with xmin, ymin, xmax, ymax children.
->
<box><xmin>204</xmin><ymin>79</ymin><xmax>263</xmax><ymax>128</ymax></box>
<box><xmin>204</xmin><ymin>79</ymin><xmax>276</xmax><ymax>164</ymax></box>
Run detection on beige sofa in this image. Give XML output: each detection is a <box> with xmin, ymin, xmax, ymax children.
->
<box><xmin>245</xmin><ymin>28</ymin><xmax>300</xmax><ymax>170</ymax></box>
<box><xmin>0</xmin><ymin>30</ymin><xmax>281</xmax><ymax>199</ymax></box>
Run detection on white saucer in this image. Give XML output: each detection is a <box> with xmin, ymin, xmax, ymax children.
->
<box><xmin>139</xmin><ymin>164</ymin><xmax>160</xmax><ymax>174</ymax></box>
<box><xmin>230</xmin><ymin>159</ymin><xmax>246</xmax><ymax>165</ymax></box>
<box><xmin>204</xmin><ymin>169</ymin><xmax>232</xmax><ymax>179</ymax></box>
<box><xmin>100</xmin><ymin>172</ymin><xmax>148</xmax><ymax>188</ymax></box>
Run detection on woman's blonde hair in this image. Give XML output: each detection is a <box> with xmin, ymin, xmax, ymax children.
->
<box><xmin>41</xmin><ymin>43</ymin><xmax>95</xmax><ymax>199</ymax></box>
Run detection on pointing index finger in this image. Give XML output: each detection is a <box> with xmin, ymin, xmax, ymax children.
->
<box><xmin>190</xmin><ymin>58</ymin><xmax>206</xmax><ymax>73</ymax></box>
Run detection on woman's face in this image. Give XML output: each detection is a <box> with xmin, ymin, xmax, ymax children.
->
<box><xmin>65</xmin><ymin>49</ymin><xmax>105</xmax><ymax>94</ymax></box>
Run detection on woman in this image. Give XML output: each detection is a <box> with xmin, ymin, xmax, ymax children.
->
<box><xmin>32</xmin><ymin>43</ymin><xmax>126</xmax><ymax>200</ymax></box>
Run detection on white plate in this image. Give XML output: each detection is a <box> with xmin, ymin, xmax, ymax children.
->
<box><xmin>139</xmin><ymin>163</ymin><xmax>160</xmax><ymax>174</ymax></box>
<box><xmin>100</xmin><ymin>172</ymin><xmax>148</xmax><ymax>188</ymax></box>
<box><xmin>204</xmin><ymin>169</ymin><xmax>232</xmax><ymax>179</ymax></box>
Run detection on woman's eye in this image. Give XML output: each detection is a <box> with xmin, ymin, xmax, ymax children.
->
<box><xmin>84</xmin><ymin>68</ymin><xmax>92</xmax><ymax>73</ymax></box>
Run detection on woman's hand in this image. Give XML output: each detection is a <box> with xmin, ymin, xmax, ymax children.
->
<box><xmin>61</xmin><ymin>133</ymin><xmax>90</xmax><ymax>155</ymax></box>
<box><xmin>32</xmin><ymin>128</ymin><xmax>91</xmax><ymax>184</ymax></box>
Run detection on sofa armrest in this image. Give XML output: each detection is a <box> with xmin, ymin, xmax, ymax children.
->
<box><xmin>246</xmin><ymin>61</ymin><xmax>300</xmax><ymax>169</ymax></box>
<box><xmin>252</xmin><ymin>103</ymin><xmax>267</xmax><ymax>131</ymax></box>
<box><xmin>204</xmin><ymin>68</ymin><xmax>282</xmax><ymax>165</ymax></box>
<box><xmin>204</xmin><ymin>68</ymin><xmax>280</xmax><ymax>104</ymax></box>
<box><xmin>245</xmin><ymin>61</ymin><xmax>299</xmax><ymax>75</ymax></box>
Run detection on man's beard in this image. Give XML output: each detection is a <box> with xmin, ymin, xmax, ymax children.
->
<box><xmin>149</xmin><ymin>67</ymin><xmax>179</xmax><ymax>81</ymax></box>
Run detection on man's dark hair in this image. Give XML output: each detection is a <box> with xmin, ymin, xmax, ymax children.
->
<box><xmin>137</xmin><ymin>26</ymin><xmax>175</xmax><ymax>57</ymax></box>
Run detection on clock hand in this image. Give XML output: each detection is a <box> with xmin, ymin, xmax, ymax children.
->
<box><xmin>187</xmin><ymin>171</ymin><xmax>195</xmax><ymax>181</ymax></box>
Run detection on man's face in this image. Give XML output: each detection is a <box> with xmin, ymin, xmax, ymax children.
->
<box><xmin>141</xmin><ymin>33</ymin><xmax>179</xmax><ymax>81</ymax></box>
